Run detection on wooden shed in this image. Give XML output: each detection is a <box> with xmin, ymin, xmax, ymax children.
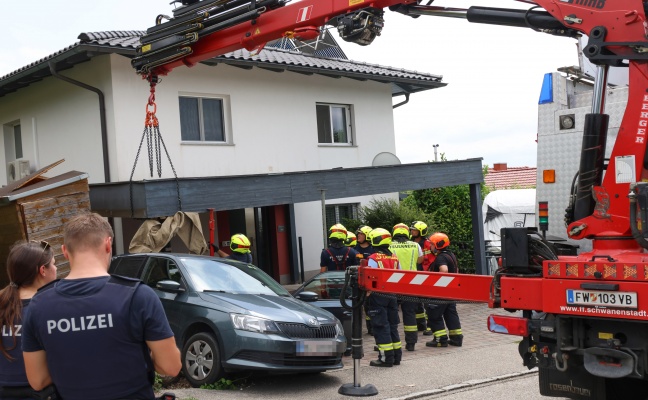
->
<box><xmin>0</xmin><ymin>160</ymin><xmax>90</xmax><ymax>286</ymax></box>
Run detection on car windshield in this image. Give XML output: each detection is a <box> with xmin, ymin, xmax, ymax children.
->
<box><xmin>180</xmin><ymin>257</ymin><xmax>290</xmax><ymax>296</ymax></box>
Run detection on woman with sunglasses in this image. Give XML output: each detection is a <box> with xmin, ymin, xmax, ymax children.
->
<box><xmin>0</xmin><ymin>241</ymin><xmax>57</xmax><ymax>399</ymax></box>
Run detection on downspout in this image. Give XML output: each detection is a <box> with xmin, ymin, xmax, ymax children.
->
<box><xmin>48</xmin><ymin>61</ymin><xmax>110</xmax><ymax>183</ymax></box>
<box><xmin>393</xmin><ymin>93</ymin><xmax>410</xmax><ymax>109</ymax></box>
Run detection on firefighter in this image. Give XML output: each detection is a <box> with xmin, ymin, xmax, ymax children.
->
<box><xmin>425</xmin><ymin>232</ymin><xmax>463</xmax><ymax>348</ymax></box>
<box><xmin>410</xmin><ymin>221</ymin><xmax>434</xmax><ymax>334</ymax></box>
<box><xmin>354</xmin><ymin>225</ymin><xmax>375</xmax><ymax>335</ymax></box>
<box><xmin>366</xmin><ymin>228</ymin><xmax>402</xmax><ymax>367</ymax></box>
<box><xmin>214</xmin><ymin>233</ymin><xmax>253</xmax><ymax>263</ymax></box>
<box><xmin>320</xmin><ymin>224</ymin><xmax>358</xmax><ymax>273</ymax></box>
<box><xmin>345</xmin><ymin>231</ymin><xmax>357</xmax><ymax>247</ymax></box>
<box><xmin>389</xmin><ymin>223</ymin><xmax>423</xmax><ymax>351</ymax></box>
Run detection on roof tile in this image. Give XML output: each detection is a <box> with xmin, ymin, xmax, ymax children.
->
<box><xmin>484</xmin><ymin>167</ymin><xmax>536</xmax><ymax>190</ymax></box>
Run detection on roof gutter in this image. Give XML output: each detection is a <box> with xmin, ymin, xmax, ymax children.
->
<box><xmin>393</xmin><ymin>93</ymin><xmax>410</xmax><ymax>109</ymax></box>
<box><xmin>48</xmin><ymin>60</ymin><xmax>111</xmax><ymax>183</ymax></box>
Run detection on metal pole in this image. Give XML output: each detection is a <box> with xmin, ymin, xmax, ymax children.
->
<box><xmin>433</xmin><ymin>144</ymin><xmax>439</xmax><ymax>162</ymax></box>
<box><xmin>321</xmin><ymin>189</ymin><xmax>328</xmax><ymax>249</ymax></box>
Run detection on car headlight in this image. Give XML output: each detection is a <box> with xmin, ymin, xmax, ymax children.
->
<box><xmin>335</xmin><ymin>320</ymin><xmax>344</xmax><ymax>337</ymax></box>
<box><xmin>230</xmin><ymin>313</ymin><xmax>279</xmax><ymax>333</ymax></box>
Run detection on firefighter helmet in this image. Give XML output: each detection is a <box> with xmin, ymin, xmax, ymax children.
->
<box><xmin>345</xmin><ymin>232</ymin><xmax>357</xmax><ymax>247</ymax></box>
<box><xmin>230</xmin><ymin>234</ymin><xmax>251</xmax><ymax>254</ymax></box>
<box><xmin>392</xmin><ymin>223</ymin><xmax>410</xmax><ymax>238</ymax></box>
<box><xmin>355</xmin><ymin>225</ymin><xmax>372</xmax><ymax>243</ymax></box>
<box><xmin>410</xmin><ymin>221</ymin><xmax>428</xmax><ymax>237</ymax></box>
<box><xmin>429</xmin><ymin>232</ymin><xmax>450</xmax><ymax>250</ymax></box>
<box><xmin>328</xmin><ymin>224</ymin><xmax>348</xmax><ymax>241</ymax></box>
<box><xmin>369</xmin><ymin>228</ymin><xmax>392</xmax><ymax>247</ymax></box>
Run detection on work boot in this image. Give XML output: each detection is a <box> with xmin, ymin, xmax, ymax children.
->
<box><xmin>405</xmin><ymin>343</ymin><xmax>415</xmax><ymax>352</ymax></box>
<box><xmin>449</xmin><ymin>334</ymin><xmax>463</xmax><ymax>347</ymax></box>
<box><xmin>425</xmin><ymin>338</ymin><xmax>448</xmax><ymax>348</ymax></box>
<box><xmin>370</xmin><ymin>359</ymin><xmax>393</xmax><ymax>367</ymax></box>
<box><xmin>393</xmin><ymin>349</ymin><xmax>402</xmax><ymax>365</ymax></box>
<box><xmin>423</xmin><ymin>329</ymin><xmax>433</xmax><ymax>336</ymax></box>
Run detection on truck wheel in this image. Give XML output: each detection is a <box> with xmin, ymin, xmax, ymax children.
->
<box><xmin>606</xmin><ymin>377</ymin><xmax>648</xmax><ymax>400</ymax></box>
<box><xmin>182</xmin><ymin>332</ymin><xmax>224</xmax><ymax>387</ymax></box>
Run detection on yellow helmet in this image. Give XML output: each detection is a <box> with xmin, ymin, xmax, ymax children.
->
<box><xmin>429</xmin><ymin>232</ymin><xmax>450</xmax><ymax>250</ymax></box>
<box><xmin>345</xmin><ymin>232</ymin><xmax>357</xmax><ymax>247</ymax></box>
<box><xmin>410</xmin><ymin>221</ymin><xmax>428</xmax><ymax>237</ymax></box>
<box><xmin>392</xmin><ymin>223</ymin><xmax>410</xmax><ymax>238</ymax></box>
<box><xmin>355</xmin><ymin>225</ymin><xmax>372</xmax><ymax>243</ymax></box>
<box><xmin>328</xmin><ymin>224</ymin><xmax>347</xmax><ymax>241</ymax></box>
<box><xmin>230</xmin><ymin>234</ymin><xmax>251</xmax><ymax>254</ymax></box>
<box><xmin>369</xmin><ymin>228</ymin><xmax>392</xmax><ymax>247</ymax></box>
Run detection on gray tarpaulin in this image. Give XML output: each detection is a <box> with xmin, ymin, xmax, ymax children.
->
<box><xmin>129</xmin><ymin>212</ymin><xmax>208</xmax><ymax>254</ymax></box>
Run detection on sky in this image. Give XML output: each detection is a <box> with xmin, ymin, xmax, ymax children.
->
<box><xmin>0</xmin><ymin>0</ymin><xmax>581</xmax><ymax>168</ymax></box>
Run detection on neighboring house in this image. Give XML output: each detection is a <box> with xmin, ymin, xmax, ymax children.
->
<box><xmin>484</xmin><ymin>163</ymin><xmax>537</xmax><ymax>191</ymax></box>
<box><xmin>0</xmin><ymin>30</ymin><xmax>446</xmax><ymax>283</ymax></box>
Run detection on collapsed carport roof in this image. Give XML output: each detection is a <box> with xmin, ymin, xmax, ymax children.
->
<box><xmin>90</xmin><ymin>159</ymin><xmax>484</xmax><ymax>218</ymax></box>
<box><xmin>0</xmin><ymin>31</ymin><xmax>446</xmax><ymax>98</ymax></box>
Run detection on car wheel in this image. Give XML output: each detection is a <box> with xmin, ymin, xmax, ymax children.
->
<box><xmin>182</xmin><ymin>332</ymin><xmax>224</xmax><ymax>387</ymax></box>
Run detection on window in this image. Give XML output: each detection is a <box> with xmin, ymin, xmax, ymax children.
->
<box><xmin>325</xmin><ymin>203</ymin><xmax>359</xmax><ymax>228</ymax></box>
<box><xmin>316</xmin><ymin>103</ymin><xmax>353</xmax><ymax>145</ymax></box>
<box><xmin>179</xmin><ymin>96</ymin><xmax>225</xmax><ymax>142</ymax></box>
<box><xmin>13</xmin><ymin>124</ymin><xmax>22</xmax><ymax>159</ymax></box>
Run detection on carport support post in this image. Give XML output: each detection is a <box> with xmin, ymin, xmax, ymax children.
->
<box><xmin>321</xmin><ymin>189</ymin><xmax>328</xmax><ymax>248</ymax></box>
<box><xmin>339</xmin><ymin>267</ymin><xmax>378</xmax><ymax>397</ymax></box>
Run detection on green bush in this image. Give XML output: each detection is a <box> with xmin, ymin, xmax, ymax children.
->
<box><xmin>343</xmin><ymin>197</ymin><xmax>433</xmax><ymax>234</ymax></box>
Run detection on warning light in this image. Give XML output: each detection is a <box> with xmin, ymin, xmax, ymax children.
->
<box><xmin>543</xmin><ymin>169</ymin><xmax>555</xmax><ymax>183</ymax></box>
<box><xmin>539</xmin><ymin>201</ymin><xmax>549</xmax><ymax>233</ymax></box>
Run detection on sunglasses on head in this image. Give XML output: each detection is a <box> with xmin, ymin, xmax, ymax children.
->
<box><xmin>31</xmin><ymin>240</ymin><xmax>51</xmax><ymax>251</ymax></box>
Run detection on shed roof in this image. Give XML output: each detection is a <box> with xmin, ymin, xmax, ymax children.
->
<box><xmin>0</xmin><ymin>30</ymin><xmax>445</xmax><ymax>98</ymax></box>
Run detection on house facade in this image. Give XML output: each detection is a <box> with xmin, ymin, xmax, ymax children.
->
<box><xmin>0</xmin><ymin>31</ymin><xmax>445</xmax><ymax>283</ymax></box>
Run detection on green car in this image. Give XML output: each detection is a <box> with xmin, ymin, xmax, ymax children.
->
<box><xmin>109</xmin><ymin>253</ymin><xmax>346</xmax><ymax>387</ymax></box>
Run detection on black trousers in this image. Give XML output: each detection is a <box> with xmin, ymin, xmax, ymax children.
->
<box><xmin>368</xmin><ymin>294</ymin><xmax>401</xmax><ymax>363</ymax></box>
<box><xmin>426</xmin><ymin>301</ymin><xmax>461</xmax><ymax>340</ymax></box>
<box><xmin>400</xmin><ymin>300</ymin><xmax>418</xmax><ymax>344</ymax></box>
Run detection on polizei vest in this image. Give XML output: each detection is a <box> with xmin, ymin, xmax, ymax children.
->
<box><xmin>28</xmin><ymin>276</ymin><xmax>154</xmax><ymax>400</ymax></box>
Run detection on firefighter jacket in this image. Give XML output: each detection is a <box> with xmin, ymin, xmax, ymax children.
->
<box><xmin>368</xmin><ymin>252</ymin><xmax>400</xmax><ymax>269</ymax></box>
<box><xmin>389</xmin><ymin>240</ymin><xmax>421</xmax><ymax>271</ymax></box>
<box><xmin>414</xmin><ymin>237</ymin><xmax>435</xmax><ymax>271</ymax></box>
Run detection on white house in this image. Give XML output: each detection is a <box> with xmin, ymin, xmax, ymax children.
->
<box><xmin>0</xmin><ymin>30</ymin><xmax>447</xmax><ymax>283</ymax></box>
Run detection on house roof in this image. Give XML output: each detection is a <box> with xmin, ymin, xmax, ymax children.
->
<box><xmin>484</xmin><ymin>166</ymin><xmax>537</xmax><ymax>190</ymax></box>
<box><xmin>0</xmin><ymin>30</ymin><xmax>445</xmax><ymax>98</ymax></box>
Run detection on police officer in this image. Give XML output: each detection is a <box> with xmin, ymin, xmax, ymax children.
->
<box><xmin>366</xmin><ymin>228</ymin><xmax>402</xmax><ymax>367</ymax></box>
<box><xmin>353</xmin><ymin>225</ymin><xmax>375</xmax><ymax>335</ymax></box>
<box><xmin>320</xmin><ymin>224</ymin><xmax>359</xmax><ymax>273</ymax></box>
<box><xmin>425</xmin><ymin>232</ymin><xmax>463</xmax><ymax>348</ymax></box>
<box><xmin>410</xmin><ymin>221</ymin><xmax>434</xmax><ymax>334</ymax></box>
<box><xmin>22</xmin><ymin>213</ymin><xmax>181</xmax><ymax>400</ymax></box>
<box><xmin>389</xmin><ymin>223</ymin><xmax>423</xmax><ymax>351</ymax></box>
<box><xmin>215</xmin><ymin>233</ymin><xmax>253</xmax><ymax>263</ymax></box>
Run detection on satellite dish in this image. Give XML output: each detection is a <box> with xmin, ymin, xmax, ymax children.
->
<box><xmin>372</xmin><ymin>152</ymin><xmax>401</xmax><ymax>166</ymax></box>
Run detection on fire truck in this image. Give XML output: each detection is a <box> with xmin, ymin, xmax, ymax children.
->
<box><xmin>133</xmin><ymin>1</ymin><xmax>648</xmax><ymax>398</ymax></box>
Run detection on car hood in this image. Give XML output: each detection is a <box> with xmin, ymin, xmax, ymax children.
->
<box><xmin>198</xmin><ymin>292</ymin><xmax>338</xmax><ymax>324</ymax></box>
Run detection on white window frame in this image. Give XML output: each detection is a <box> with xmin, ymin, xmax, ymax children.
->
<box><xmin>178</xmin><ymin>93</ymin><xmax>233</xmax><ymax>145</ymax></box>
<box><xmin>316</xmin><ymin>103</ymin><xmax>354</xmax><ymax>146</ymax></box>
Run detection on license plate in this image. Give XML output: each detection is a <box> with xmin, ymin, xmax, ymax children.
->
<box><xmin>296</xmin><ymin>340</ymin><xmax>337</xmax><ymax>356</ymax></box>
<box><xmin>566</xmin><ymin>289</ymin><xmax>637</xmax><ymax>309</ymax></box>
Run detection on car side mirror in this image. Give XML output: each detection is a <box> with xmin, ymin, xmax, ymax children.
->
<box><xmin>295</xmin><ymin>291</ymin><xmax>319</xmax><ymax>302</ymax></box>
<box><xmin>156</xmin><ymin>280</ymin><xmax>184</xmax><ymax>293</ymax></box>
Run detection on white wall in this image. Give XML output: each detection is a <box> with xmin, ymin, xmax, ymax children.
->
<box><xmin>108</xmin><ymin>55</ymin><xmax>397</xmax><ymax>180</ymax></box>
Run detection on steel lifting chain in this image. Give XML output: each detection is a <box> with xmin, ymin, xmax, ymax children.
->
<box><xmin>129</xmin><ymin>74</ymin><xmax>183</xmax><ymax>218</ymax></box>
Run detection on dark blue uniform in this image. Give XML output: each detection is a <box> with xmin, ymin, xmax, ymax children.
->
<box><xmin>320</xmin><ymin>245</ymin><xmax>358</xmax><ymax>271</ymax></box>
<box><xmin>427</xmin><ymin>250</ymin><xmax>463</xmax><ymax>346</ymax></box>
<box><xmin>353</xmin><ymin>244</ymin><xmax>375</xmax><ymax>261</ymax></box>
<box><xmin>227</xmin><ymin>252</ymin><xmax>252</xmax><ymax>263</ymax></box>
<box><xmin>22</xmin><ymin>275</ymin><xmax>174</xmax><ymax>400</ymax></box>
<box><xmin>0</xmin><ymin>299</ymin><xmax>32</xmax><ymax>399</ymax></box>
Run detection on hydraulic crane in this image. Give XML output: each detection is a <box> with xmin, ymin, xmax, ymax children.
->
<box><xmin>133</xmin><ymin>1</ymin><xmax>648</xmax><ymax>398</ymax></box>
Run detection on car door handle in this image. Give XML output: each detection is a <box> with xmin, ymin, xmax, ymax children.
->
<box><xmin>343</xmin><ymin>311</ymin><xmax>352</xmax><ymax>316</ymax></box>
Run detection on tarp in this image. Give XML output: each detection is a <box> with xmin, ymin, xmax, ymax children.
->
<box><xmin>483</xmin><ymin>189</ymin><xmax>536</xmax><ymax>243</ymax></box>
<box><xmin>129</xmin><ymin>211</ymin><xmax>208</xmax><ymax>254</ymax></box>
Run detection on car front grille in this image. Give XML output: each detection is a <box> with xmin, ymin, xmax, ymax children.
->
<box><xmin>235</xmin><ymin>350</ymin><xmax>341</xmax><ymax>367</ymax></box>
<box><xmin>276</xmin><ymin>323</ymin><xmax>337</xmax><ymax>339</ymax></box>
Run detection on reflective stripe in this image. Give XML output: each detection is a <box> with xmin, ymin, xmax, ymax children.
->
<box><xmin>433</xmin><ymin>276</ymin><xmax>454</xmax><ymax>287</ymax></box>
<box><xmin>403</xmin><ymin>325</ymin><xmax>418</xmax><ymax>332</ymax></box>
<box><xmin>433</xmin><ymin>329</ymin><xmax>447</xmax><ymax>338</ymax></box>
<box><xmin>415</xmin><ymin>313</ymin><xmax>426</xmax><ymax>319</ymax></box>
<box><xmin>378</xmin><ymin>343</ymin><xmax>394</xmax><ymax>351</ymax></box>
<box><xmin>392</xmin><ymin>341</ymin><xmax>402</xmax><ymax>350</ymax></box>
<box><xmin>386</xmin><ymin>273</ymin><xmax>405</xmax><ymax>283</ymax></box>
<box><xmin>449</xmin><ymin>329</ymin><xmax>462</xmax><ymax>335</ymax></box>
<box><xmin>410</xmin><ymin>274</ymin><xmax>428</xmax><ymax>285</ymax></box>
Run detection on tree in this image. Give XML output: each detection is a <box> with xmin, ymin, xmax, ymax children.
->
<box><xmin>343</xmin><ymin>198</ymin><xmax>433</xmax><ymax>235</ymax></box>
